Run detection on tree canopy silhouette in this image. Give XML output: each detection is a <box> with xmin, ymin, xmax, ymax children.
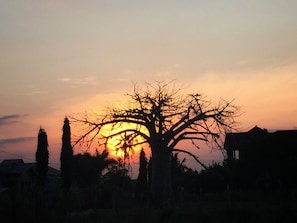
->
<box><xmin>72</xmin><ymin>81</ymin><xmax>238</xmax><ymax>206</ymax></box>
<box><xmin>72</xmin><ymin>150</ymin><xmax>117</xmax><ymax>186</ymax></box>
<box><xmin>36</xmin><ymin>127</ymin><xmax>49</xmax><ymax>185</ymax></box>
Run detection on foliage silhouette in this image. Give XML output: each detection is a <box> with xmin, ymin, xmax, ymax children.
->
<box><xmin>171</xmin><ymin>153</ymin><xmax>187</xmax><ymax>195</ymax></box>
<box><xmin>36</xmin><ymin>127</ymin><xmax>49</xmax><ymax>185</ymax></box>
<box><xmin>60</xmin><ymin>117</ymin><xmax>73</xmax><ymax>191</ymax></box>
<box><xmin>135</xmin><ymin>149</ymin><xmax>148</xmax><ymax>200</ymax></box>
<box><xmin>72</xmin><ymin>150</ymin><xmax>116</xmax><ymax>186</ymax></box>
<box><xmin>71</xmin><ymin>81</ymin><xmax>238</xmax><ymax>206</ymax></box>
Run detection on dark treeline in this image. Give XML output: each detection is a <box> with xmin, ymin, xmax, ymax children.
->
<box><xmin>1</xmin><ymin>126</ymin><xmax>297</xmax><ymax>222</ymax></box>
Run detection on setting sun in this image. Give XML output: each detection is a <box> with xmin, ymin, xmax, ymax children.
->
<box><xmin>102</xmin><ymin>123</ymin><xmax>149</xmax><ymax>159</ymax></box>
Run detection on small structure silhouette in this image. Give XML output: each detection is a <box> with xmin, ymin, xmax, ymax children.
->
<box><xmin>224</xmin><ymin>126</ymin><xmax>297</xmax><ymax>191</ymax></box>
<box><xmin>0</xmin><ymin>159</ymin><xmax>60</xmax><ymax>194</ymax></box>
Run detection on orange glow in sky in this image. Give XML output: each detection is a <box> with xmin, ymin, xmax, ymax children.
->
<box><xmin>1</xmin><ymin>1</ymin><xmax>297</xmax><ymax>175</ymax></box>
<box><xmin>101</xmin><ymin>123</ymin><xmax>149</xmax><ymax>159</ymax></box>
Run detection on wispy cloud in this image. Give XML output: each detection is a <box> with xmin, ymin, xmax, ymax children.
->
<box><xmin>0</xmin><ymin>136</ymin><xmax>35</xmax><ymax>146</ymax></box>
<box><xmin>117</xmin><ymin>78</ymin><xmax>129</xmax><ymax>82</ymax></box>
<box><xmin>57</xmin><ymin>76</ymin><xmax>97</xmax><ymax>86</ymax></box>
<box><xmin>173</xmin><ymin>63</ymin><xmax>182</xmax><ymax>68</ymax></box>
<box><xmin>153</xmin><ymin>71</ymin><xmax>171</xmax><ymax>78</ymax></box>
<box><xmin>57</xmin><ymin>77</ymin><xmax>72</xmax><ymax>82</ymax></box>
<box><xmin>0</xmin><ymin>114</ymin><xmax>20</xmax><ymax>126</ymax></box>
<box><xmin>237</xmin><ymin>60</ymin><xmax>249</xmax><ymax>66</ymax></box>
<box><xmin>22</xmin><ymin>85</ymin><xmax>49</xmax><ymax>96</ymax></box>
<box><xmin>29</xmin><ymin>90</ymin><xmax>48</xmax><ymax>95</ymax></box>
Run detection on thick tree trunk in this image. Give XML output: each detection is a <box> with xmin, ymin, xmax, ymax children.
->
<box><xmin>150</xmin><ymin>148</ymin><xmax>172</xmax><ymax>207</ymax></box>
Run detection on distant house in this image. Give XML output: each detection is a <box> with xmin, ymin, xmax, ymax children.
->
<box><xmin>0</xmin><ymin>159</ymin><xmax>60</xmax><ymax>194</ymax></box>
<box><xmin>224</xmin><ymin>126</ymin><xmax>297</xmax><ymax>162</ymax></box>
<box><xmin>224</xmin><ymin>126</ymin><xmax>297</xmax><ymax>189</ymax></box>
<box><xmin>224</xmin><ymin>126</ymin><xmax>268</xmax><ymax>161</ymax></box>
<box><xmin>0</xmin><ymin>159</ymin><xmax>37</xmax><ymax>194</ymax></box>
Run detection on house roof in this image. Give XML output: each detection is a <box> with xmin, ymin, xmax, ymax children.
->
<box><xmin>224</xmin><ymin>126</ymin><xmax>264</xmax><ymax>151</ymax></box>
<box><xmin>224</xmin><ymin>126</ymin><xmax>297</xmax><ymax>151</ymax></box>
<box><xmin>0</xmin><ymin>159</ymin><xmax>61</xmax><ymax>191</ymax></box>
<box><xmin>0</xmin><ymin>159</ymin><xmax>60</xmax><ymax>180</ymax></box>
<box><xmin>0</xmin><ymin>160</ymin><xmax>37</xmax><ymax>188</ymax></box>
<box><xmin>27</xmin><ymin>163</ymin><xmax>60</xmax><ymax>177</ymax></box>
<box><xmin>47</xmin><ymin>166</ymin><xmax>60</xmax><ymax>177</ymax></box>
<box><xmin>1</xmin><ymin>159</ymin><xmax>24</xmax><ymax>165</ymax></box>
<box><xmin>247</xmin><ymin>126</ymin><xmax>267</xmax><ymax>134</ymax></box>
<box><xmin>0</xmin><ymin>159</ymin><xmax>35</xmax><ymax>176</ymax></box>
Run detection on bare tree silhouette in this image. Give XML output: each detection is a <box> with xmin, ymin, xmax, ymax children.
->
<box><xmin>71</xmin><ymin>81</ymin><xmax>238</xmax><ymax>206</ymax></box>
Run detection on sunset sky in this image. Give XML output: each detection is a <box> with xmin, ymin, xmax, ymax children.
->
<box><xmin>1</xmin><ymin>1</ymin><xmax>297</xmax><ymax>174</ymax></box>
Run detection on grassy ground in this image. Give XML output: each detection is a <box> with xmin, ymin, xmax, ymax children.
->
<box><xmin>1</xmin><ymin>191</ymin><xmax>297</xmax><ymax>223</ymax></box>
<box><xmin>66</xmin><ymin>200</ymin><xmax>297</xmax><ymax>223</ymax></box>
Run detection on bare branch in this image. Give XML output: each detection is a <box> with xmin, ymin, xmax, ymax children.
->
<box><xmin>102</xmin><ymin>128</ymin><xmax>150</xmax><ymax>144</ymax></box>
<box><xmin>172</xmin><ymin>148</ymin><xmax>208</xmax><ymax>170</ymax></box>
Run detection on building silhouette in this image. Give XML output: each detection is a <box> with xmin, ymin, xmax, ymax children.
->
<box><xmin>224</xmin><ymin>126</ymin><xmax>297</xmax><ymax>191</ymax></box>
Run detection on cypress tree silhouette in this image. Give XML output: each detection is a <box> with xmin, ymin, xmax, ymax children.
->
<box><xmin>60</xmin><ymin>117</ymin><xmax>73</xmax><ymax>191</ymax></box>
<box><xmin>36</xmin><ymin>127</ymin><xmax>49</xmax><ymax>185</ymax></box>
<box><xmin>135</xmin><ymin>149</ymin><xmax>148</xmax><ymax>199</ymax></box>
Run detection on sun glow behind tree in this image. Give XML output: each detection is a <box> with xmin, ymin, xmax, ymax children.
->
<box><xmin>102</xmin><ymin>123</ymin><xmax>150</xmax><ymax>161</ymax></box>
<box><xmin>72</xmin><ymin>116</ymin><xmax>150</xmax><ymax>161</ymax></box>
